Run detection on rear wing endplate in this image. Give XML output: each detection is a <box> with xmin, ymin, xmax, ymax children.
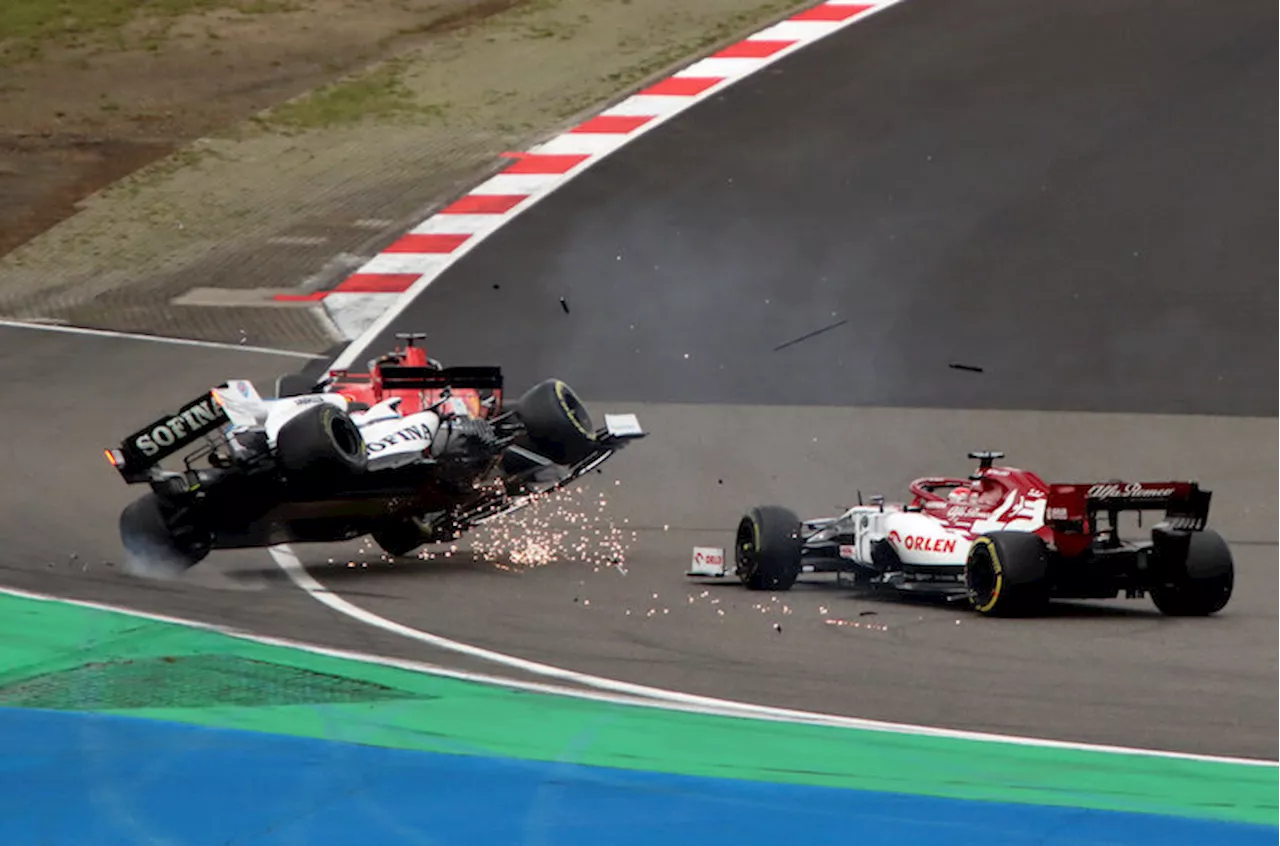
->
<box><xmin>106</xmin><ymin>390</ymin><xmax>230</xmax><ymax>482</ymax></box>
<box><xmin>1047</xmin><ymin>481</ymin><xmax>1211</xmax><ymax>532</ymax></box>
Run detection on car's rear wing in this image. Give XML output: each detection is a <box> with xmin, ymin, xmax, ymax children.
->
<box><xmin>1047</xmin><ymin>481</ymin><xmax>1212</xmax><ymax>533</ymax></box>
<box><xmin>375</xmin><ymin>365</ymin><xmax>503</xmax><ymax>392</ymax></box>
<box><xmin>105</xmin><ymin>390</ymin><xmax>230</xmax><ymax>483</ymax></box>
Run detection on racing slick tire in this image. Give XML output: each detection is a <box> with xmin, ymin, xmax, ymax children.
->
<box><xmin>1149</xmin><ymin>528</ymin><xmax>1234</xmax><ymax>616</ymax></box>
<box><xmin>119</xmin><ymin>493</ymin><xmax>211</xmax><ymax>578</ymax></box>
<box><xmin>372</xmin><ymin>519</ymin><xmax>430</xmax><ymax>558</ymax></box>
<box><xmin>513</xmin><ymin>379</ymin><xmax>597</xmax><ymax>466</ymax></box>
<box><xmin>735</xmin><ymin>506</ymin><xmax>803</xmax><ymax>591</ymax></box>
<box><xmin>275</xmin><ymin>373</ymin><xmax>319</xmax><ymax>398</ymax></box>
<box><xmin>373</xmin><ymin>515</ymin><xmax>462</xmax><ymax>557</ymax></box>
<box><xmin>964</xmin><ymin>532</ymin><xmax>1050</xmax><ymax>617</ymax></box>
<box><xmin>276</xmin><ymin>404</ymin><xmax>367</xmax><ymax>482</ymax></box>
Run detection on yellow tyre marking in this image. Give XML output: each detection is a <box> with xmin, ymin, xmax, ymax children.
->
<box><xmin>971</xmin><ymin>536</ymin><xmax>1004</xmax><ymax>614</ymax></box>
<box><xmin>746</xmin><ymin>516</ymin><xmax>762</xmax><ymax>579</ymax></box>
<box><xmin>553</xmin><ymin>381</ymin><xmax>595</xmax><ymax>439</ymax></box>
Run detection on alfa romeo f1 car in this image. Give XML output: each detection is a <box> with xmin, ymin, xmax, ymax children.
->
<box><xmin>711</xmin><ymin>452</ymin><xmax>1233</xmax><ymax>617</ymax></box>
<box><xmin>106</xmin><ymin>333</ymin><xmax>645</xmax><ymax>574</ymax></box>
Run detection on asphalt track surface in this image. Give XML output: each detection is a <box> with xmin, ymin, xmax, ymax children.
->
<box><xmin>1</xmin><ymin>0</ymin><xmax>1276</xmax><ymax>763</ymax></box>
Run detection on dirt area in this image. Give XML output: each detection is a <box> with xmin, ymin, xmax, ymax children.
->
<box><xmin>0</xmin><ymin>0</ymin><xmax>805</xmax><ymax>351</ymax></box>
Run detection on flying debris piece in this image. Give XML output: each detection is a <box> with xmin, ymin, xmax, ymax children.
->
<box><xmin>773</xmin><ymin>319</ymin><xmax>848</xmax><ymax>352</ymax></box>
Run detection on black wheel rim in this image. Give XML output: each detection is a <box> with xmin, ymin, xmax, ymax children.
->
<box><xmin>966</xmin><ymin>544</ymin><xmax>997</xmax><ymax>605</ymax></box>
<box><xmin>735</xmin><ymin>519</ymin><xmax>757</xmax><ymax>579</ymax></box>
<box><xmin>330</xmin><ymin>415</ymin><xmax>363</xmax><ymax>459</ymax></box>
<box><xmin>561</xmin><ymin>387</ymin><xmax>594</xmax><ymax>437</ymax></box>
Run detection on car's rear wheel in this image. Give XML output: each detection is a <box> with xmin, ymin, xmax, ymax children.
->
<box><xmin>372</xmin><ymin>519</ymin><xmax>430</xmax><ymax>558</ymax></box>
<box><xmin>964</xmin><ymin>532</ymin><xmax>1050</xmax><ymax>616</ymax></box>
<box><xmin>513</xmin><ymin>379</ymin><xmax>597</xmax><ymax>466</ymax></box>
<box><xmin>372</xmin><ymin>515</ymin><xmax>461</xmax><ymax>558</ymax></box>
<box><xmin>119</xmin><ymin>493</ymin><xmax>211</xmax><ymax>578</ymax></box>
<box><xmin>1150</xmin><ymin>529</ymin><xmax>1234</xmax><ymax>616</ymax></box>
<box><xmin>735</xmin><ymin>505</ymin><xmax>803</xmax><ymax>591</ymax></box>
<box><xmin>276</xmin><ymin>404</ymin><xmax>367</xmax><ymax>482</ymax></box>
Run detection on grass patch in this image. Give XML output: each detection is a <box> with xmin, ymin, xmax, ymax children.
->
<box><xmin>260</xmin><ymin>57</ymin><xmax>446</xmax><ymax>131</ymax></box>
<box><xmin>0</xmin><ymin>0</ymin><xmax>297</xmax><ymax>65</ymax></box>
<box><xmin>100</xmin><ymin>144</ymin><xmax>226</xmax><ymax>201</ymax></box>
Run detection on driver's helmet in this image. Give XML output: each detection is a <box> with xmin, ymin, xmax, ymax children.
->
<box><xmin>948</xmin><ymin>485</ymin><xmax>974</xmax><ymax>502</ymax></box>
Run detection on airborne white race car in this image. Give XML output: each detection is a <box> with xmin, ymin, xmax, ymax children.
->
<box><xmin>691</xmin><ymin>452</ymin><xmax>1233</xmax><ymax>617</ymax></box>
<box><xmin>106</xmin><ymin>334</ymin><xmax>644</xmax><ymax>574</ymax></box>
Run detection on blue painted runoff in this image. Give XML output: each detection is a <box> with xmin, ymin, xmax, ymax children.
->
<box><xmin>0</xmin><ymin>707</ymin><xmax>1272</xmax><ymax>846</ymax></box>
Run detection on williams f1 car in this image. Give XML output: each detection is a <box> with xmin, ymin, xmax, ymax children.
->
<box><xmin>699</xmin><ymin>452</ymin><xmax>1233</xmax><ymax>617</ymax></box>
<box><xmin>106</xmin><ymin>333</ymin><xmax>645</xmax><ymax>574</ymax></box>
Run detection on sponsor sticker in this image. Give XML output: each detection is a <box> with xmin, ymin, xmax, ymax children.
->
<box><xmin>688</xmin><ymin>546</ymin><xmax>726</xmax><ymax>577</ymax></box>
<box><xmin>130</xmin><ymin>394</ymin><xmax>228</xmax><ymax>458</ymax></box>
<box><xmin>838</xmin><ymin>544</ymin><xmax>857</xmax><ymax>560</ymax></box>
<box><xmin>1087</xmin><ymin>482</ymin><xmax>1176</xmax><ymax>499</ymax></box>
<box><xmin>888</xmin><ymin>530</ymin><xmax>957</xmax><ymax>555</ymax></box>
<box><xmin>367</xmin><ymin>422</ymin><xmax>434</xmax><ymax>454</ymax></box>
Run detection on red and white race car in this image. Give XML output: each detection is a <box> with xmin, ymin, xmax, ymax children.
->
<box><xmin>693</xmin><ymin>452</ymin><xmax>1233</xmax><ymax>617</ymax></box>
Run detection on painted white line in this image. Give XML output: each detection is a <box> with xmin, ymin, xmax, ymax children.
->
<box><xmin>264</xmin><ymin>545</ymin><xmax>1277</xmax><ymax>768</ymax></box>
<box><xmin>267</xmin><ymin>235</ymin><xmax>329</xmax><ymax>246</ymax></box>
<box><xmin>0</xmin><ymin>319</ymin><xmax>325</xmax><ymax>359</ymax></box>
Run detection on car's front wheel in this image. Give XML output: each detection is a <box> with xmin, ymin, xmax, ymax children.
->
<box><xmin>735</xmin><ymin>505</ymin><xmax>803</xmax><ymax>591</ymax></box>
<box><xmin>513</xmin><ymin>379</ymin><xmax>597</xmax><ymax>466</ymax></box>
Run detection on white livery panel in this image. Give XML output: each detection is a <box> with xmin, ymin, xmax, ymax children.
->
<box><xmin>882</xmin><ymin>512</ymin><xmax>972</xmax><ymax>567</ymax></box>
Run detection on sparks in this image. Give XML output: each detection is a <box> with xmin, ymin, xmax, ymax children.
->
<box><xmin>467</xmin><ymin>484</ymin><xmax>634</xmax><ymax>572</ymax></box>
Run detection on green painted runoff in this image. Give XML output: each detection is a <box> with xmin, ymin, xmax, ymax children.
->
<box><xmin>0</xmin><ymin>591</ymin><xmax>1275</xmax><ymax>826</ymax></box>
